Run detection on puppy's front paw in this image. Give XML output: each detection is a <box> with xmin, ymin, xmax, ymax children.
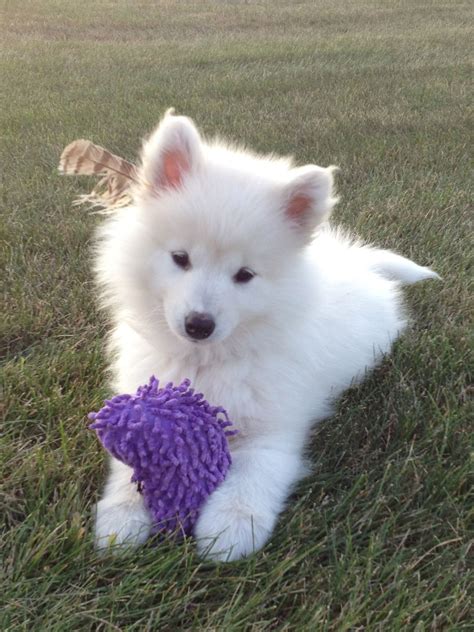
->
<box><xmin>94</xmin><ymin>496</ymin><xmax>152</xmax><ymax>552</ymax></box>
<box><xmin>194</xmin><ymin>491</ymin><xmax>274</xmax><ymax>562</ymax></box>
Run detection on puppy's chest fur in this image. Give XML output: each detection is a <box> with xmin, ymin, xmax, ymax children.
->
<box><xmin>113</xmin><ymin>333</ymin><xmax>281</xmax><ymax>436</ymax></box>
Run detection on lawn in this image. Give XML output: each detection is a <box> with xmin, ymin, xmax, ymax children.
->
<box><xmin>1</xmin><ymin>1</ymin><xmax>472</xmax><ymax>629</ymax></box>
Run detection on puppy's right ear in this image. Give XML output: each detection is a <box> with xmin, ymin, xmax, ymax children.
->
<box><xmin>141</xmin><ymin>110</ymin><xmax>203</xmax><ymax>194</ymax></box>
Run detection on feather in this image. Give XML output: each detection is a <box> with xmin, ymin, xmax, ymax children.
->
<box><xmin>58</xmin><ymin>139</ymin><xmax>140</xmax><ymax>210</ymax></box>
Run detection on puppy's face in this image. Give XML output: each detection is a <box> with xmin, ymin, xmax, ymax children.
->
<box><xmin>146</xmin><ymin>180</ymin><xmax>290</xmax><ymax>345</ymax></box>
<box><xmin>125</xmin><ymin>113</ymin><xmax>336</xmax><ymax>347</ymax></box>
<box><xmin>150</xmin><ymin>237</ymin><xmax>267</xmax><ymax>345</ymax></box>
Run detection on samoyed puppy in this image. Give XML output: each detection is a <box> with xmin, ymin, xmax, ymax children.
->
<box><xmin>93</xmin><ymin>110</ymin><xmax>438</xmax><ymax>561</ymax></box>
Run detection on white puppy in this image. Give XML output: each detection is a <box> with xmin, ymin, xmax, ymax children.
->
<box><xmin>93</xmin><ymin>111</ymin><xmax>438</xmax><ymax>561</ymax></box>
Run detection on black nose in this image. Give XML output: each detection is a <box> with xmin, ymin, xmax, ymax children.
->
<box><xmin>185</xmin><ymin>312</ymin><xmax>216</xmax><ymax>340</ymax></box>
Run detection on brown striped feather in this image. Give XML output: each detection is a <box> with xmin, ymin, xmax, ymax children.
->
<box><xmin>58</xmin><ymin>139</ymin><xmax>140</xmax><ymax>209</ymax></box>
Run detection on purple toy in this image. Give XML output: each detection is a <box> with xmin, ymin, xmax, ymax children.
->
<box><xmin>89</xmin><ymin>377</ymin><xmax>236</xmax><ymax>536</ymax></box>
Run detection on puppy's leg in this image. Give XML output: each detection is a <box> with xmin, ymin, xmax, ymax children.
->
<box><xmin>94</xmin><ymin>457</ymin><xmax>152</xmax><ymax>551</ymax></box>
<box><xmin>195</xmin><ymin>439</ymin><xmax>305</xmax><ymax>561</ymax></box>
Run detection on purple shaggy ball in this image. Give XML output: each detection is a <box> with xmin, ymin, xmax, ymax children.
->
<box><xmin>89</xmin><ymin>377</ymin><xmax>235</xmax><ymax>536</ymax></box>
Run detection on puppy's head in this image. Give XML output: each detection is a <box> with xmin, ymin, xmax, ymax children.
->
<box><xmin>98</xmin><ymin>111</ymin><xmax>337</xmax><ymax>348</ymax></box>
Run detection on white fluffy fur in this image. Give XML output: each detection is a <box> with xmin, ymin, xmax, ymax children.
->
<box><xmin>93</xmin><ymin>111</ymin><xmax>438</xmax><ymax>560</ymax></box>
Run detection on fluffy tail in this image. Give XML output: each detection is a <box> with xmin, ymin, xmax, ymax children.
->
<box><xmin>363</xmin><ymin>248</ymin><xmax>440</xmax><ymax>284</ymax></box>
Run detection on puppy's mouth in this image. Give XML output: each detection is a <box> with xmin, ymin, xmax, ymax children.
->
<box><xmin>169</xmin><ymin>323</ymin><xmax>219</xmax><ymax>346</ymax></box>
<box><xmin>184</xmin><ymin>332</ymin><xmax>219</xmax><ymax>346</ymax></box>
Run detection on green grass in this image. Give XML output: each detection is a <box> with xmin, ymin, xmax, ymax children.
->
<box><xmin>1</xmin><ymin>1</ymin><xmax>472</xmax><ymax>629</ymax></box>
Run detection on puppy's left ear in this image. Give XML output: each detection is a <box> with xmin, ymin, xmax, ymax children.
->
<box><xmin>282</xmin><ymin>165</ymin><xmax>338</xmax><ymax>241</ymax></box>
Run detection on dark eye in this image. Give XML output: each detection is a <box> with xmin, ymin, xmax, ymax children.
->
<box><xmin>171</xmin><ymin>251</ymin><xmax>190</xmax><ymax>270</ymax></box>
<box><xmin>233</xmin><ymin>267</ymin><xmax>255</xmax><ymax>284</ymax></box>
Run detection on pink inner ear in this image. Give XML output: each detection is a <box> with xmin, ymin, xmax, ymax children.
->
<box><xmin>162</xmin><ymin>149</ymin><xmax>190</xmax><ymax>189</ymax></box>
<box><xmin>286</xmin><ymin>193</ymin><xmax>312</xmax><ymax>226</ymax></box>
